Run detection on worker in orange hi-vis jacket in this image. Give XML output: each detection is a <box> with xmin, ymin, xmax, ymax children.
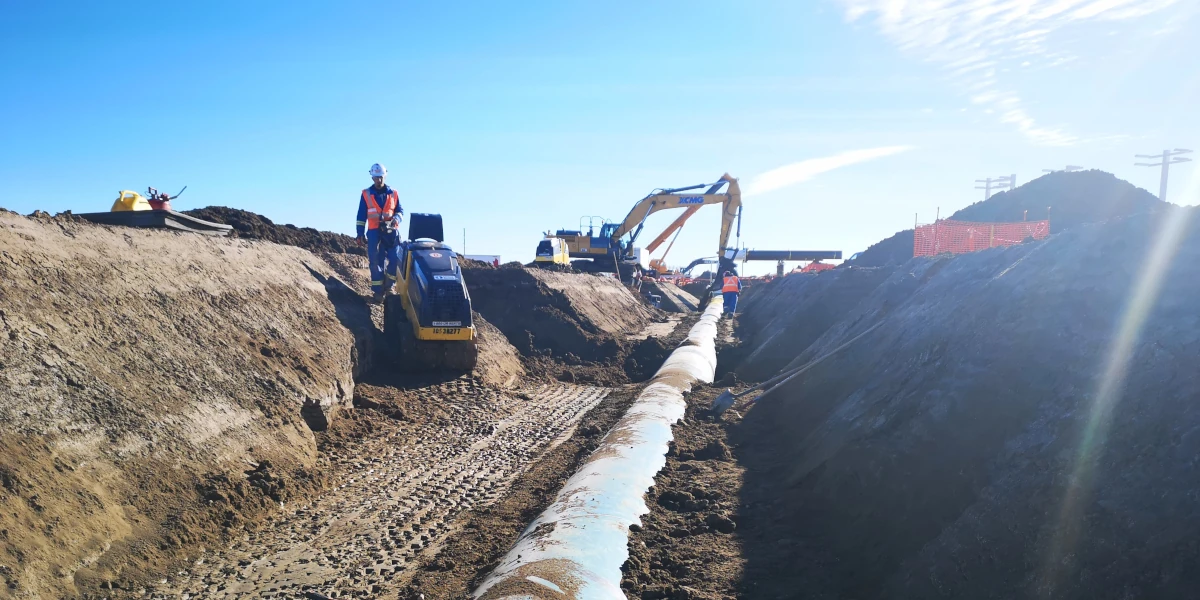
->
<box><xmin>721</xmin><ymin>270</ymin><xmax>742</xmax><ymax>315</ymax></box>
<box><xmin>355</xmin><ymin>163</ymin><xmax>404</xmax><ymax>303</ymax></box>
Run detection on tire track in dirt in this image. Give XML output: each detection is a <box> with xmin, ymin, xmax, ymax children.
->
<box><xmin>147</xmin><ymin>380</ymin><xmax>608</xmax><ymax>599</ymax></box>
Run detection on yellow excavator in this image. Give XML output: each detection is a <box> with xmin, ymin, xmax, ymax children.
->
<box><xmin>552</xmin><ymin>173</ymin><xmax>743</xmax><ymax>277</ymax></box>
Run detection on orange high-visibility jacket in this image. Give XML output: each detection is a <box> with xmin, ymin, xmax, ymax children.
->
<box><xmin>722</xmin><ymin>275</ymin><xmax>741</xmax><ymax>293</ymax></box>
<box><xmin>362</xmin><ymin>188</ymin><xmax>399</xmax><ymax>230</ymax></box>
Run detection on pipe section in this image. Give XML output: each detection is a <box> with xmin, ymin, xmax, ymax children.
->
<box><xmin>473</xmin><ymin>299</ymin><xmax>724</xmax><ymax>600</ymax></box>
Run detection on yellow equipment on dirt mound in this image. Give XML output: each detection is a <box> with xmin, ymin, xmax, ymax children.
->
<box><xmin>533</xmin><ymin>235</ymin><xmax>571</xmax><ymax>267</ymax></box>
<box><xmin>383</xmin><ymin>213</ymin><xmax>479</xmax><ymax>372</ymax></box>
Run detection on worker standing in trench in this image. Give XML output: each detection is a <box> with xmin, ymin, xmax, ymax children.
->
<box><xmin>721</xmin><ymin>270</ymin><xmax>742</xmax><ymax>315</ymax></box>
<box><xmin>355</xmin><ymin>163</ymin><xmax>404</xmax><ymax>303</ymax></box>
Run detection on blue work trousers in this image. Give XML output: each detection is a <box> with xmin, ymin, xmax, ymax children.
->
<box><xmin>722</xmin><ymin>291</ymin><xmax>739</xmax><ymax>314</ymax></box>
<box><xmin>366</xmin><ymin>229</ymin><xmax>400</xmax><ymax>294</ymax></box>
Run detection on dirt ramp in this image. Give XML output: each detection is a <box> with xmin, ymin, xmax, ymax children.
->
<box><xmin>464</xmin><ymin>264</ymin><xmax>656</xmax><ymax>361</ymax></box>
<box><xmin>0</xmin><ymin>212</ymin><xmax>364</xmax><ymax>597</ymax></box>
<box><xmin>733</xmin><ymin>209</ymin><xmax>1200</xmax><ymax>599</ymax></box>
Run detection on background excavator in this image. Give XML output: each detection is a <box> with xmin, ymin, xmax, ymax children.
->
<box><xmin>645</xmin><ymin>206</ymin><xmax>700</xmax><ymax>275</ymax></box>
<box><xmin>552</xmin><ymin>173</ymin><xmax>743</xmax><ymax>278</ymax></box>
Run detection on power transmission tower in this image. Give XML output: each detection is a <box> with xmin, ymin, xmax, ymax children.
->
<box><xmin>975</xmin><ymin>174</ymin><xmax>1016</xmax><ymax>200</ymax></box>
<box><xmin>975</xmin><ymin>178</ymin><xmax>996</xmax><ymax>200</ymax></box>
<box><xmin>1135</xmin><ymin>149</ymin><xmax>1192</xmax><ymax>202</ymax></box>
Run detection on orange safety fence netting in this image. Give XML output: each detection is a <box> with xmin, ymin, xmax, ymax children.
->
<box><xmin>914</xmin><ymin>219</ymin><xmax>1050</xmax><ymax>257</ymax></box>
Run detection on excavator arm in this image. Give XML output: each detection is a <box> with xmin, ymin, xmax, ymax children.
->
<box><xmin>611</xmin><ymin>173</ymin><xmax>742</xmax><ymax>259</ymax></box>
<box><xmin>645</xmin><ymin>206</ymin><xmax>701</xmax><ymax>255</ymax></box>
<box><xmin>716</xmin><ymin>174</ymin><xmax>742</xmax><ymax>257</ymax></box>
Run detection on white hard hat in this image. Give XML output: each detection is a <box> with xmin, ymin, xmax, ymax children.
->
<box><xmin>369</xmin><ymin>163</ymin><xmax>387</xmax><ymax>177</ymax></box>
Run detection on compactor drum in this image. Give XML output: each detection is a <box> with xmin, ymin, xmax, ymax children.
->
<box><xmin>383</xmin><ymin>213</ymin><xmax>479</xmax><ymax>372</ymax></box>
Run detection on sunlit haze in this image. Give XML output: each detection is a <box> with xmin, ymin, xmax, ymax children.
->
<box><xmin>2</xmin><ymin>1</ymin><xmax>1197</xmax><ymax>275</ymax></box>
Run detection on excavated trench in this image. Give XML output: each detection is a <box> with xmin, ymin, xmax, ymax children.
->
<box><xmin>147</xmin><ymin>268</ymin><xmax>691</xmax><ymax>600</ymax></box>
<box><xmin>28</xmin><ymin>197</ymin><xmax>1198</xmax><ymax>600</ymax></box>
<box><xmin>0</xmin><ymin>210</ymin><xmax>694</xmax><ymax>599</ymax></box>
<box><xmin>8</xmin><ymin>172</ymin><xmax>1189</xmax><ymax>600</ymax></box>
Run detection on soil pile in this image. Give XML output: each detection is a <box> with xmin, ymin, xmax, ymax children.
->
<box><xmin>851</xmin><ymin>170</ymin><xmax>1165</xmax><ymax>267</ymax></box>
<box><xmin>682</xmin><ymin>280</ymin><xmax>714</xmax><ymax>301</ymax></box>
<box><xmin>463</xmin><ymin>264</ymin><xmax>658</xmax><ymax>363</ymax></box>
<box><xmin>621</xmin><ymin>389</ymin><xmax>746</xmax><ymax>600</ymax></box>
<box><xmin>849</xmin><ymin>228</ymin><xmax>916</xmax><ymax>267</ymax></box>
<box><xmin>643</xmin><ymin>280</ymin><xmax>701</xmax><ymax>313</ymax></box>
<box><xmin>185</xmin><ymin>206</ymin><xmax>366</xmax><ymax>257</ymax></box>
<box><xmin>732</xmin><ymin>267</ymin><xmax>894</xmax><ymax>381</ymax></box>
<box><xmin>727</xmin><ymin>207</ymin><xmax>1200</xmax><ymax>598</ymax></box>
<box><xmin>0</xmin><ymin>211</ymin><xmax>367</xmax><ymax>597</ymax></box>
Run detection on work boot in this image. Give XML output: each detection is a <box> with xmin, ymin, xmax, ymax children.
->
<box><xmin>371</xmin><ymin>291</ymin><xmax>386</xmax><ymax>305</ymax></box>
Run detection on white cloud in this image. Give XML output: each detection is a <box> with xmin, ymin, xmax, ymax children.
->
<box><xmin>836</xmin><ymin>0</ymin><xmax>1185</xmax><ymax>145</ymax></box>
<box><xmin>746</xmin><ymin>146</ymin><xmax>916</xmax><ymax>195</ymax></box>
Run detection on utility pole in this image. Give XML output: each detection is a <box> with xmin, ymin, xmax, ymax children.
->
<box><xmin>975</xmin><ymin>174</ymin><xmax>1016</xmax><ymax>200</ymax></box>
<box><xmin>975</xmin><ymin>178</ymin><xmax>996</xmax><ymax>200</ymax></box>
<box><xmin>1135</xmin><ymin>149</ymin><xmax>1192</xmax><ymax>202</ymax></box>
<box><xmin>1043</xmin><ymin>165</ymin><xmax>1083</xmax><ymax>174</ymax></box>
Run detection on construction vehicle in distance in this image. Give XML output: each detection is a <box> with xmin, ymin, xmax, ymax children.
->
<box><xmin>645</xmin><ymin>205</ymin><xmax>703</xmax><ymax>275</ymax></box>
<box><xmin>681</xmin><ymin>256</ymin><xmax>719</xmax><ymax>278</ymax></box>
<box><xmin>552</xmin><ymin>173</ymin><xmax>743</xmax><ymax>278</ymax></box>
<box><xmin>383</xmin><ymin>213</ymin><xmax>478</xmax><ymax>371</ymax></box>
<box><xmin>533</xmin><ymin>236</ymin><xmax>571</xmax><ymax>267</ymax></box>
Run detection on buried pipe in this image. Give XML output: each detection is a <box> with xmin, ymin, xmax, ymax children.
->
<box><xmin>473</xmin><ymin>299</ymin><xmax>725</xmax><ymax>600</ymax></box>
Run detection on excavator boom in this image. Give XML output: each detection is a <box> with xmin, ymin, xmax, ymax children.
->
<box><xmin>612</xmin><ymin>173</ymin><xmax>742</xmax><ymax>258</ymax></box>
<box><xmin>645</xmin><ymin>206</ymin><xmax>701</xmax><ymax>255</ymax></box>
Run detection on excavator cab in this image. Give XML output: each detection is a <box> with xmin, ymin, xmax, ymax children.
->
<box><xmin>383</xmin><ymin>213</ymin><xmax>479</xmax><ymax>372</ymax></box>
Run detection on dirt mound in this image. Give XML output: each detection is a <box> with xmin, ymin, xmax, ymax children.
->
<box><xmin>185</xmin><ymin>206</ymin><xmax>366</xmax><ymax>257</ymax></box>
<box><xmin>851</xmin><ymin>170</ymin><xmax>1165</xmax><ymax>267</ymax></box>
<box><xmin>621</xmin><ymin>386</ymin><xmax>745</xmax><ymax>600</ymax></box>
<box><xmin>848</xmin><ymin>228</ymin><xmax>915</xmax><ymax>267</ymax></box>
<box><xmin>472</xmin><ymin>314</ymin><xmax>526</xmax><ymax>387</ymax></box>
<box><xmin>463</xmin><ymin>264</ymin><xmax>657</xmax><ymax>362</ymax></box>
<box><xmin>643</xmin><ymin>280</ymin><xmax>701</xmax><ymax>313</ymax></box>
<box><xmin>953</xmin><ymin>169</ymin><xmax>1162</xmax><ymax>227</ymax></box>
<box><xmin>728</xmin><ymin>207</ymin><xmax>1200</xmax><ymax>598</ymax></box>
<box><xmin>0</xmin><ymin>211</ymin><xmax>368</xmax><ymax>597</ymax></box>
<box><xmin>731</xmin><ymin>267</ymin><xmax>894</xmax><ymax>381</ymax></box>
<box><xmin>681</xmin><ymin>280</ymin><xmax>714</xmax><ymax>301</ymax></box>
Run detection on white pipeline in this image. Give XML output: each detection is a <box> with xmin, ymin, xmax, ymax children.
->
<box><xmin>472</xmin><ymin>299</ymin><xmax>724</xmax><ymax>600</ymax></box>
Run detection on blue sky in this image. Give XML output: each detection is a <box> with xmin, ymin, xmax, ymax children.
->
<box><xmin>2</xmin><ymin>1</ymin><xmax>1198</xmax><ymax>274</ymax></box>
